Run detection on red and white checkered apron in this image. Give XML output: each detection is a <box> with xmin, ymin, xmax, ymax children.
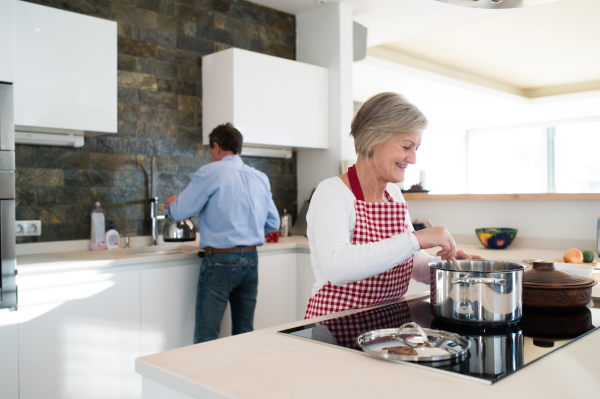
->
<box><xmin>305</xmin><ymin>165</ymin><xmax>414</xmax><ymax>319</ymax></box>
<box><xmin>319</xmin><ymin>302</ymin><xmax>412</xmax><ymax>349</ymax></box>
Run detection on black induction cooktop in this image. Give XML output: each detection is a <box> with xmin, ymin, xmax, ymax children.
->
<box><xmin>278</xmin><ymin>294</ymin><xmax>600</xmax><ymax>384</ymax></box>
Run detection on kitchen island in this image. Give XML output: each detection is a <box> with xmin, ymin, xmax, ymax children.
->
<box><xmin>136</xmin><ymin>290</ymin><xmax>600</xmax><ymax>399</ymax></box>
<box><xmin>135</xmin><ymin>241</ymin><xmax>600</xmax><ymax>399</ymax></box>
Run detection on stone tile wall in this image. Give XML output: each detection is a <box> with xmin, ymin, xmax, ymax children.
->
<box><xmin>16</xmin><ymin>0</ymin><xmax>296</xmax><ymax>243</ymax></box>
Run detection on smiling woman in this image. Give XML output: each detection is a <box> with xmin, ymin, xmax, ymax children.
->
<box><xmin>303</xmin><ymin>92</ymin><xmax>484</xmax><ymax>320</ymax></box>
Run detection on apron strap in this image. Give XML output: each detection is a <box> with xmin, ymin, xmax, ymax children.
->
<box><xmin>347</xmin><ymin>165</ymin><xmax>365</xmax><ymax>201</ymax></box>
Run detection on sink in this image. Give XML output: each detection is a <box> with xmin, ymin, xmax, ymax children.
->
<box><xmin>123</xmin><ymin>245</ymin><xmax>198</xmax><ymax>256</ymax></box>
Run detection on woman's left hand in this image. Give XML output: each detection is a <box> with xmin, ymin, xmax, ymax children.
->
<box><xmin>455</xmin><ymin>250</ymin><xmax>485</xmax><ymax>260</ymax></box>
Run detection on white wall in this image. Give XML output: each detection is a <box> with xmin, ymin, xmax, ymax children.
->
<box><xmin>296</xmin><ymin>2</ymin><xmax>355</xmax><ymax>207</ymax></box>
<box><xmin>407</xmin><ymin>199</ymin><xmax>599</xmax><ymax>250</ymax></box>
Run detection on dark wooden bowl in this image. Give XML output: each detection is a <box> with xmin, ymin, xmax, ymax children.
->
<box><xmin>522</xmin><ymin>260</ymin><xmax>597</xmax><ymax>309</ymax></box>
<box><xmin>522</xmin><ymin>285</ymin><xmax>594</xmax><ymax>309</ymax></box>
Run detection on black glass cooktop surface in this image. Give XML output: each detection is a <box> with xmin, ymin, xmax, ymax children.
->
<box><xmin>278</xmin><ymin>295</ymin><xmax>600</xmax><ymax>384</ymax></box>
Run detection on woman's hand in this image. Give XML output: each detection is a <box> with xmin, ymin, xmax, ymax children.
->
<box><xmin>412</xmin><ymin>225</ymin><xmax>457</xmax><ymax>262</ymax></box>
<box><xmin>455</xmin><ymin>250</ymin><xmax>485</xmax><ymax>260</ymax></box>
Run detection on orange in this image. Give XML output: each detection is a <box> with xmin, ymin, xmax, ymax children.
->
<box><xmin>563</xmin><ymin>248</ymin><xmax>584</xmax><ymax>264</ymax></box>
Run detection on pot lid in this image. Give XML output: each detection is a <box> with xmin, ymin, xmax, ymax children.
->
<box><xmin>523</xmin><ymin>261</ymin><xmax>596</xmax><ymax>288</ymax></box>
<box><xmin>356</xmin><ymin>322</ymin><xmax>470</xmax><ymax>363</ymax></box>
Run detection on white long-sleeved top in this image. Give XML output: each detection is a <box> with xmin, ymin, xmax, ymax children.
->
<box><xmin>306</xmin><ymin>177</ymin><xmax>436</xmax><ymax>296</ymax></box>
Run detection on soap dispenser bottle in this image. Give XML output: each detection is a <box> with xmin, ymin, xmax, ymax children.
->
<box><xmin>105</xmin><ymin>221</ymin><xmax>120</xmax><ymax>250</ymax></box>
<box><xmin>90</xmin><ymin>202</ymin><xmax>107</xmax><ymax>250</ymax></box>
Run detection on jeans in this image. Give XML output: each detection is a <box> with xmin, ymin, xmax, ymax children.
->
<box><xmin>194</xmin><ymin>251</ymin><xmax>259</xmax><ymax>344</ymax></box>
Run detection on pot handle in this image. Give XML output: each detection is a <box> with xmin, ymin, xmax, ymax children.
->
<box><xmin>451</xmin><ymin>277</ymin><xmax>507</xmax><ymax>286</ymax></box>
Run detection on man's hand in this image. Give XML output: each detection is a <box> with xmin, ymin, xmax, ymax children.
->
<box><xmin>164</xmin><ymin>195</ymin><xmax>178</xmax><ymax>209</ymax></box>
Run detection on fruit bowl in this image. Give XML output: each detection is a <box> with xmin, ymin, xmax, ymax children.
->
<box><xmin>475</xmin><ymin>228</ymin><xmax>518</xmax><ymax>249</ymax></box>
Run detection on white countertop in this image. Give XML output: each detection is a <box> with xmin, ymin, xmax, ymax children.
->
<box><xmin>16</xmin><ymin>236</ymin><xmax>598</xmax><ymax>278</ymax></box>
<box><xmin>16</xmin><ymin>236</ymin><xmax>310</xmax><ymax>276</ymax></box>
<box><xmin>135</xmin><ymin>291</ymin><xmax>600</xmax><ymax>399</ymax></box>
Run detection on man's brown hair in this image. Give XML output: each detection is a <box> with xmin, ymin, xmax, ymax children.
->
<box><xmin>208</xmin><ymin>123</ymin><xmax>243</xmax><ymax>155</ymax></box>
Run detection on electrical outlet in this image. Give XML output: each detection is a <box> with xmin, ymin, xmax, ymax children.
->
<box><xmin>15</xmin><ymin>220</ymin><xmax>42</xmax><ymax>236</ymax></box>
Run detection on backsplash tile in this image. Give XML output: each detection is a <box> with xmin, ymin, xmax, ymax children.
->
<box><xmin>16</xmin><ymin>0</ymin><xmax>297</xmax><ymax>243</ymax></box>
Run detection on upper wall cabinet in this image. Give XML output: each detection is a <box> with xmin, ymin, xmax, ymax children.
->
<box><xmin>14</xmin><ymin>1</ymin><xmax>117</xmax><ymax>136</ymax></box>
<box><xmin>0</xmin><ymin>0</ymin><xmax>17</xmax><ymax>83</ymax></box>
<box><xmin>203</xmin><ymin>48</ymin><xmax>329</xmax><ymax>149</ymax></box>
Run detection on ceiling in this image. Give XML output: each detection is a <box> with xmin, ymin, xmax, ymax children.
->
<box><xmin>377</xmin><ymin>0</ymin><xmax>600</xmax><ymax>97</ymax></box>
<box><xmin>249</xmin><ymin>0</ymin><xmax>600</xmax><ymax>98</ymax></box>
<box><xmin>249</xmin><ymin>0</ymin><xmax>515</xmax><ymax>45</ymax></box>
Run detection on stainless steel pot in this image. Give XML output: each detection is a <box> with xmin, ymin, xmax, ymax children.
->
<box><xmin>163</xmin><ymin>219</ymin><xmax>196</xmax><ymax>242</ymax></box>
<box><xmin>429</xmin><ymin>260</ymin><xmax>525</xmax><ymax>325</ymax></box>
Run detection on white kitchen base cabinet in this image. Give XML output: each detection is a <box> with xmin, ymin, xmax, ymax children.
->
<box><xmin>17</xmin><ymin>269</ymin><xmax>142</xmax><ymax>399</ymax></box>
<box><xmin>13</xmin><ymin>248</ymin><xmax>309</xmax><ymax>399</ymax></box>
<box><xmin>295</xmin><ymin>251</ymin><xmax>315</xmax><ymax>320</ymax></box>
<box><xmin>219</xmin><ymin>251</ymin><xmax>298</xmax><ymax>339</ymax></box>
<box><xmin>142</xmin><ymin>377</ymin><xmax>197</xmax><ymax>399</ymax></box>
<box><xmin>141</xmin><ymin>264</ymin><xmax>200</xmax><ymax>356</ymax></box>
<box><xmin>405</xmin><ymin>280</ymin><xmax>429</xmax><ymax>296</ymax></box>
<box><xmin>255</xmin><ymin>252</ymin><xmax>297</xmax><ymax>330</ymax></box>
<box><xmin>0</xmin><ymin>309</ymin><xmax>19</xmax><ymax>399</ymax></box>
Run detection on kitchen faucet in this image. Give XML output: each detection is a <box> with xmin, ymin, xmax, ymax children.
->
<box><xmin>150</xmin><ymin>156</ymin><xmax>166</xmax><ymax>246</ymax></box>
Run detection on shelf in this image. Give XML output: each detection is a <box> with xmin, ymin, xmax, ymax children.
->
<box><xmin>402</xmin><ymin>193</ymin><xmax>600</xmax><ymax>201</ymax></box>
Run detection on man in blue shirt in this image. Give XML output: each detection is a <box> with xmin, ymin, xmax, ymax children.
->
<box><xmin>165</xmin><ymin>123</ymin><xmax>280</xmax><ymax>343</ymax></box>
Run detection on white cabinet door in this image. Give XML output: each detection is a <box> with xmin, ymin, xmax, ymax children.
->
<box><xmin>0</xmin><ymin>310</ymin><xmax>19</xmax><ymax>399</ymax></box>
<box><xmin>0</xmin><ymin>0</ymin><xmax>16</xmax><ymax>83</ymax></box>
<box><xmin>15</xmin><ymin>1</ymin><xmax>117</xmax><ymax>134</ymax></box>
<box><xmin>405</xmin><ymin>280</ymin><xmax>429</xmax><ymax>296</ymax></box>
<box><xmin>18</xmin><ymin>269</ymin><xmax>141</xmax><ymax>399</ymax></box>
<box><xmin>203</xmin><ymin>48</ymin><xmax>329</xmax><ymax>149</ymax></box>
<box><xmin>219</xmin><ymin>252</ymin><xmax>298</xmax><ymax>338</ymax></box>
<box><xmin>295</xmin><ymin>252</ymin><xmax>315</xmax><ymax>320</ymax></box>
<box><xmin>141</xmin><ymin>263</ymin><xmax>200</xmax><ymax>356</ymax></box>
<box><xmin>254</xmin><ymin>252</ymin><xmax>297</xmax><ymax>329</ymax></box>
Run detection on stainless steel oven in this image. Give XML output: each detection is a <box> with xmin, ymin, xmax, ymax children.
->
<box><xmin>0</xmin><ymin>82</ymin><xmax>17</xmax><ymax>310</ymax></box>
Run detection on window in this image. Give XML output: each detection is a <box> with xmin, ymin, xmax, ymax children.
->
<box><xmin>467</xmin><ymin>127</ymin><xmax>547</xmax><ymax>194</ymax></box>
<box><xmin>404</xmin><ymin>120</ymin><xmax>599</xmax><ymax>194</ymax></box>
<box><xmin>412</xmin><ymin>124</ymin><xmax>467</xmax><ymax>194</ymax></box>
<box><xmin>554</xmin><ymin>121</ymin><xmax>600</xmax><ymax>193</ymax></box>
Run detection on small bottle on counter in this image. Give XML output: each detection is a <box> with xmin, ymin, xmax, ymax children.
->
<box><xmin>279</xmin><ymin>209</ymin><xmax>292</xmax><ymax>237</ymax></box>
<box><xmin>90</xmin><ymin>202</ymin><xmax>107</xmax><ymax>250</ymax></box>
<box><xmin>105</xmin><ymin>221</ymin><xmax>120</xmax><ymax>250</ymax></box>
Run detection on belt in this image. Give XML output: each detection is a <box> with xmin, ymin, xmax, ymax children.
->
<box><xmin>204</xmin><ymin>246</ymin><xmax>257</xmax><ymax>254</ymax></box>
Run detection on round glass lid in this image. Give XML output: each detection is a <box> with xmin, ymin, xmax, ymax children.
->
<box><xmin>356</xmin><ymin>322</ymin><xmax>471</xmax><ymax>363</ymax></box>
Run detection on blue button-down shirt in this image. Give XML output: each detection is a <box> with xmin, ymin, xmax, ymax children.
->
<box><xmin>167</xmin><ymin>155</ymin><xmax>280</xmax><ymax>249</ymax></box>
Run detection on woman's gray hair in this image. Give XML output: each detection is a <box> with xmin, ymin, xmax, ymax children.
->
<box><xmin>351</xmin><ymin>92</ymin><xmax>428</xmax><ymax>158</ymax></box>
